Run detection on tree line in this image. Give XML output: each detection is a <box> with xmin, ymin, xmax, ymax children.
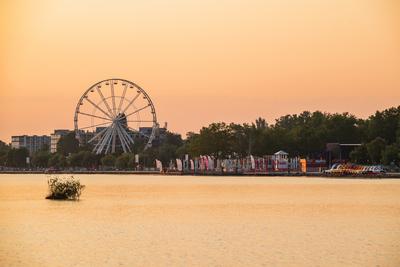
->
<box><xmin>1</xmin><ymin>105</ymin><xmax>399</xmax><ymax>169</ymax></box>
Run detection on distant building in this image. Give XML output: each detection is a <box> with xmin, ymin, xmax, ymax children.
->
<box><xmin>273</xmin><ymin>150</ymin><xmax>288</xmax><ymax>159</ymax></box>
<box><xmin>11</xmin><ymin>135</ymin><xmax>51</xmax><ymax>155</ymax></box>
<box><xmin>271</xmin><ymin>150</ymin><xmax>292</xmax><ymax>171</ymax></box>
<box><xmin>137</xmin><ymin>126</ymin><xmax>167</xmax><ymax>146</ymax></box>
<box><xmin>76</xmin><ymin>128</ymin><xmax>102</xmax><ymax>146</ymax></box>
<box><xmin>326</xmin><ymin>143</ymin><xmax>361</xmax><ymax>166</ymax></box>
<box><xmin>50</xmin><ymin>130</ymin><xmax>70</xmax><ymax>153</ymax></box>
<box><xmin>157</xmin><ymin>127</ymin><xmax>167</xmax><ymax>141</ymax></box>
<box><xmin>140</xmin><ymin>127</ymin><xmax>151</xmax><ymax>135</ymax></box>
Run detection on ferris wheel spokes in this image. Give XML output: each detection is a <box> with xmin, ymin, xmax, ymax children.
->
<box><xmin>98</xmin><ymin>124</ymin><xmax>118</xmax><ymax>155</ymax></box>
<box><xmin>123</xmin><ymin>104</ymin><xmax>151</xmax><ymax>119</ymax></box>
<box><xmin>93</xmin><ymin>124</ymin><xmax>112</xmax><ymax>154</ymax></box>
<box><xmin>116</xmin><ymin>123</ymin><xmax>132</xmax><ymax>153</ymax></box>
<box><xmin>127</xmin><ymin>126</ymin><xmax>151</xmax><ymax>139</ymax></box>
<box><xmin>84</xmin><ymin>97</ymin><xmax>114</xmax><ymax>120</ymax></box>
<box><xmin>120</xmin><ymin>125</ymin><xmax>135</xmax><ymax>144</ymax></box>
<box><xmin>88</xmin><ymin>126</ymin><xmax>109</xmax><ymax>144</ymax></box>
<box><xmin>78</xmin><ymin>111</ymin><xmax>113</xmax><ymax>121</ymax></box>
<box><xmin>127</xmin><ymin>120</ymin><xmax>154</xmax><ymax>123</ymax></box>
<box><xmin>120</xmin><ymin>92</ymin><xmax>141</xmax><ymax>115</ymax></box>
<box><xmin>96</xmin><ymin>87</ymin><xmax>114</xmax><ymax>118</ymax></box>
<box><xmin>117</xmin><ymin>83</ymin><xmax>128</xmax><ymax>114</ymax></box>
<box><xmin>79</xmin><ymin>121</ymin><xmax>111</xmax><ymax>130</ymax></box>
<box><xmin>110</xmin><ymin>81</ymin><xmax>117</xmax><ymax>117</ymax></box>
<box><xmin>105</xmin><ymin>124</ymin><xmax>116</xmax><ymax>154</ymax></box>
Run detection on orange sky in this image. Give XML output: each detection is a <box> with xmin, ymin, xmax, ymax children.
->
<box><xmin>1</xmin><ymin>0</ymin><xmax>399</xmax><ymax>143</ymax></box>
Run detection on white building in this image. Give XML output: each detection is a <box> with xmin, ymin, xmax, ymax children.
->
<box><xmin>273</xmin><ymin>150</ymin><xmax>289</xmax><ymax>171</ymax></box>
<box><xmin>50</xmin><ymin>130</ymin><xmax>70</xmax><ymax>153</ymax></box>
<box><xmin>11</xmin><ymin>135</ymin><xmax>50</xmax><ymax>155</ymax></box>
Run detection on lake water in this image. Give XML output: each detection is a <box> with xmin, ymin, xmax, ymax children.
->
<box><xmin>1</xmin><ymin>174</ymin><xmax>399</xmax><ymax>266</ymax></box>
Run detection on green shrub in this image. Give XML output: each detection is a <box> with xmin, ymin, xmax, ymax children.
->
<box><xmin>46</xmin><ymin>176</ymin><xmax>85</xmax><ymax>200</ymax></box>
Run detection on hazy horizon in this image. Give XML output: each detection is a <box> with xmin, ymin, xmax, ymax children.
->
<box><xmin>1</xmin><ymin>102</ymin><xmax>399</xmax><ymax>142</ymax></box>
<box><xmin>1</xmin><ymin>0</ymin><xmax>400</xmax><ymax>143</ymax></box>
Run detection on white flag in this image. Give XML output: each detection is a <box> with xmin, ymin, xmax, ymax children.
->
<box><xmin>207</xmin><ymin>156</ymin><xmax>213</xmax><ymax>170</ymax></box>
<box><xmin>190</xmin><ymin>159</ymin><xmax>194</xmax><ymax>170</ymax></box>
<box><xmin>176</xmin><ymin>159</ymin><xmax>183</xmax><ymax>171</ymax></box>
<box><xmin>250</xmin><ymin>155</ymin><xmax>255</xmax><ymax>169</ymax></box>
<box><xmin>155</xmin><ymin>159</ymin><xmax>163</xmax><ymax>172</ymax></box>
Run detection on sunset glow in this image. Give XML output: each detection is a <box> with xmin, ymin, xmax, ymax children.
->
<box><xmin>1</xmin><ymin>0</ymin><xmax>399</xmax><ymax>142</ymax></box>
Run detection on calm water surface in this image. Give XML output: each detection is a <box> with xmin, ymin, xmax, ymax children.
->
<box><xmin>1</xmin><ymin>174</ymin><xmax>400</xmax><ymax>266</ymax></box>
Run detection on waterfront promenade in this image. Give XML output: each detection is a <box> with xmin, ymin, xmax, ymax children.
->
<box><xmin>1</xmin><ymin>169</ymin><xmax>400</xmax><ymax>178</ymax></box>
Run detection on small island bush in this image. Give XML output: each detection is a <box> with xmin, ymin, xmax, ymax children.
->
<box><xmin>46</xmin><ymin>175</ymin><xmax>85</xmax><ymax>200</ymax></box>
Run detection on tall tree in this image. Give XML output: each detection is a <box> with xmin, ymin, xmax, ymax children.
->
<box><xmin>48</xmin><ymin>153</ymin><xmax>67</xmax><ymax>168</ymax></box>
<box><xmin>349</xmin><ymin>145</ymin><xmax>369</xmax><ymax>164</ymax></box>
<box><xmin>8</xmin><ymin>148</ymin><xmax>29</xmax><ymax>168</ymax></box>
<box><xmin>0</xmin><ymin>140</ymin><xmax>10</xmax><ymax>166</ymax></box>
<box><xmin>367</xmin><ymin>106</ymin><xmax>400</xmax><ymax>143</ymax></box>
<box><xmin>57</xmin><ymin>132</ymin><xmax>79</xmax><ymax>156</ymax></box>
<box><xmin>32</xmin><ymin>150</ymin><xmax>51</xmax><ymax>168</ymax></box>
<box><xmin>381</xmin><ymin>144</ymin><xmax>400</xmax><ymax>166</ymax></box>
<box><xmin>101</xmin><ymin>154</ymin><xmax>116</xmax><ymax>167</ymax></box>
<box><xmin>366</xmin><ymin>137</ymin><xmax>386</xmax><ymax>164</ymax></box>
<box><xmin>115</xmin><ymin>153</ymin><xmax>131</xmax><ymax>169</ymax></box>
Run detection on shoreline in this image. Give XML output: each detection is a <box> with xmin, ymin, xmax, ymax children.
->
<box><xmin>0</xmin><ymin>170</ymin><xmax>399</xmax><ymax>178</ymax></box>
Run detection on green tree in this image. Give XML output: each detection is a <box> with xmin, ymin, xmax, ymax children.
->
<box><xmin>31</xmin><ymin>150</ymin><xmax>51</xmax><ymax>168</ymax></box>
<box><xmin>128</xmin><ymin>154</ymin><xmax>137</xmax><ymax>168</ymax></box>
<box><xmin>0</xmin><ymin>140</ymin><xmax>10</xmax><ymax>166</ymax></box>
<box><xmin>157</xmin><ymin>144</ymin><xmax>178</xmax><ymax>166</ymax></box>
<box><xmin>68</xmin><ymin>152</ymin><xmax>84</xmax><ymax>167</ymax></box>
<box><xmin>254</xmin><ymin>117</ymin><xmax>267</xmax><ymax>130</ymax></box>
<box><xmin>268</xmin><ymin>111</ymin><xmax>361</xmax><ymax>157</ymax></box>
<box><xmin>48</xmin><ymin>153</ymin><xmax>67</xmax><ymax>168</ymax></box>
<box><xmin>57</xmin><ymin>132</ymin><xmax>79</xmax><ymax>156</ymax></box>
<box><xmin>325</xmin><ymin>112</ymin><xmax>361</xmax><ymax>144</ymax></box>
<box><xmin>187</xmin><ymin>123</ymin><xmax>234</xmax><ymax>157</ymax></box>
<box><xmin>81</xmin><ymin>151</ymin><xmax>99</xmax><ymax>168</ymax></box>
<box><xmin>101</xmin><ymin>154</ymin><xmax>116</xmax><ymax>167</ymax></box>
<box><xmin>350</xmin><ymin>144</ymin><xmax>369</xmax><ymax>164</ymax></box>
<box><xmin>381</xmin><ymin>144</ymin><xmax>400</xmax><ymax>166</ymax></box>
<box><xmin>7</xmin><ymin>148</ymin><xmax>29</xmax><ymax>168</ymax></box>
<box><xmin>367</xmin><ymin>106</ymin><xmax>400</xmax><ymax>144</ymax></box>
<box><xmin>162</xmin><ymin>132</ymin><xmax>183</xmax><ymax>147</ymax></box>
<box><xmin>67</xmin><ymin>151</ymin><xmax>98</xmax><ymax>168</ymax></box>
<box><xmin>396</xmin><ymin>118</ymin><xmax>400</xmax><ymax>144</ymax></box>
<box><xmin>115</xmin><ymin>153</ymin><xmax>131</xmax><ymax>169</ymax></box>
<box><xmin>184</xmin><ymin>132</ymin><xmax>201</xmax><ymax>157</ymax></box>
<box><xmin>366</xmin><ymin>137</ymin><xmax>386</xmax><ymax>164</ymax></box>
<box><xmin>140</xmin><ymin>148</ymin><xmax>158</xmax><ymax>168</ymax></box>
<box><xmin>228</xmin><ymin>123</ymin><xmax>250</xmax><ymax>157</ymax></box>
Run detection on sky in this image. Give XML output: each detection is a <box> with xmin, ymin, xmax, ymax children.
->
<box><xmin>1</xmin><ymin>0</ymin><xmax>399</xmax><ymax>143</ymax></box>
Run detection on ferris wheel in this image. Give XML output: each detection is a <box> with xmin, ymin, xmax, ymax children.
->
<box><xmin>74</xmin><ymin>79</ymin><xmax>158</xmax><ymax>154</ymax></box>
